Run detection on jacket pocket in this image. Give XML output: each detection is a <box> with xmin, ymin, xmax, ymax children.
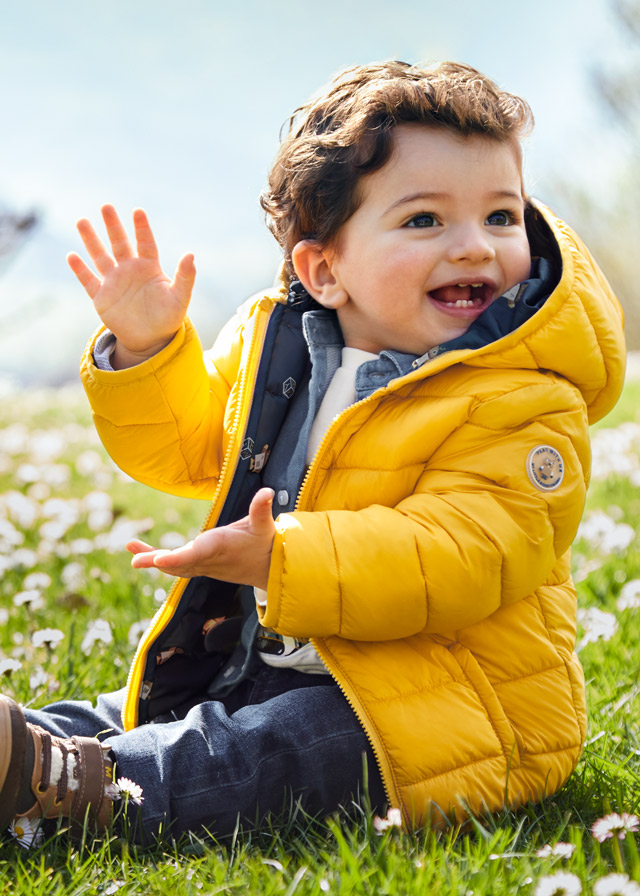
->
<box><xmin>449</xmin><ymin>642</ymin><xmax>523</xmax><ymax>770</ymax></box>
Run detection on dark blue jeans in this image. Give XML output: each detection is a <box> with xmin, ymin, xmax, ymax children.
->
<box><xmin>24</xmin><ymin>666</ymin><xmax>386</xmax><ymax>841</ymax></box>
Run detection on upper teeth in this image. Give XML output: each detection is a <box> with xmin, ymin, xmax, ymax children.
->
<box><xmin>457</xmin><ymin>283</ymin><xmax>484</xmax><ymax>288</ymax></box>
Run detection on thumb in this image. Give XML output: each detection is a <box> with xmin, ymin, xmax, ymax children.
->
<box><xmin>248</xmin><ymin>488</ymin><xmax>276</xmax><ymax>535</ymax></box>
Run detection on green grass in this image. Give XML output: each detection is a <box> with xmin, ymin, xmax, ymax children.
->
<box><xmin>0</xmin><ymin>380</ymin><xmax>639</xmax><ymax>894</ymax></box>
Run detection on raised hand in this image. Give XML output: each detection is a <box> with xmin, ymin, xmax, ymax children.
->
<box><xmin>67</xmin><ymin>205</ymin><xmax>196</xmax><ymax>369</ymax></box>
<box><xmin>126</xmin><ymin>488</ymin><xmax>276</xmax><ymax>591</ymax></box>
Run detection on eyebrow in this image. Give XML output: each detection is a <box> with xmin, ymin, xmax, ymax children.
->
<box><xmin>383</xmin><ymin>192</ymin><xmax>448</xmax><ymax>215</ymax></box>
<box><xmin>383</xmin><ymin>189</ymin><xmax>523</xmax><ymax>216</ymax></box>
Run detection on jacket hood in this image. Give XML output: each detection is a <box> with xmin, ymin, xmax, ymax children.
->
<box><xmin>464</xmin><ymin>202</ymin><xmax>626</xmax><ymax>424</ymax></box>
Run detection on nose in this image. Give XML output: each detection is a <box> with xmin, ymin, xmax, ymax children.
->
<box><xmin>447</xmin><ymin>224</ymin><xmax>496</xmax><ymax>265</ymax></box>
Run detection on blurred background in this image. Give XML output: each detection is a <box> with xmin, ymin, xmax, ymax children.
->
<box><xmin>0</xmin><ymin>0</ymin><xmax>637</xmax><ymax>387</ymax></box>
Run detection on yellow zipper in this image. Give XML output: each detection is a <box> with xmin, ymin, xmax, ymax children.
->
<box><xmin>296</xmin><ymin>348</ymin><xmax>471</xmax><ymax>810</ymax></box>
<box><xmin>121</xmin><ymin>298</ymin><xmax>275</xmax><ymax>730</ymax></box>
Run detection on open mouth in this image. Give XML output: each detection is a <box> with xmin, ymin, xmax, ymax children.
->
<box><xmin>429</xmin><ymin>282</ymin><xmax>493</xmax><ymax>309</ymax></box>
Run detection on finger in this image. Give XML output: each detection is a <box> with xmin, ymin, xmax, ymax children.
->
<box><xmin>130</xmin><ymin>548</ymin><xmax>178</xmax><ymax>569</ymax></box>
<box><xmin>151</xmin><ymin>540</ymin><xmax>199</xmax><ymax>568</ymax></box>
<box><xmin>136</xmin><ymin>546</ymin><xmax>198</xmax><ymax>578</ymax></box>
<box><xmin>132</xmin><ymin>208</ymin><xmax>159</xmax><ymax>260</ymax></box>
<box><xmin>66</xmin><ymin>252</ymin><xmax>102</xmax><ymax>299</ymax></box>
<box><xmin>126</xmin><ymin>539</ymin><xmax>155</xmax><ymax>555</ymax></box>
<box><xmin>130</xmin><ymin>551</ymin><xmax>162</xmax><ymax>569</ymax></box>
<box><xmin>76</xmin><ymin>217</ymin><xmax>116</xmax><ymax>277</ymax></box>
<box><xmin>248</xmin><ymin>488</ymin><xmax>276</xmax><ymax>534</ymax></box>
<box><xmin>101</xmin><ymin>204</ymin><xmax>134</xmax><ymax>261</ymax></box>
<box><xmin>173</xmin><ymin>253</ymin><xmax>196</xmax><ymax>302</ymax></box>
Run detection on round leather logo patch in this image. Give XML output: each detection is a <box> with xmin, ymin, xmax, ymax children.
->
<box><xmin>526</xmin><ymin>445</ymin><xmax>564</xmax><ymax>491</ymax></box>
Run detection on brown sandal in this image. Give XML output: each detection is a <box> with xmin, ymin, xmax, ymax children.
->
<box><xmin>0</xmin><ymin>695</ymin><xmax>114</xmax><ymax>830</ymax></box>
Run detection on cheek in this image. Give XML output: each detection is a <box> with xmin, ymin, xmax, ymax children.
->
<box><xmin>381</xmin><ymin>242</ymin><xmax>430</xmax><ymax>279</ymax></box>
<box><xmin>510</xmin><ymin>240</ymin><xmax>533</xmax><ymax>283</ymax></box>
<box><xmin>337</xmin><ymin>237</ymin><xmax>432</xmax><ymax>296</ymax></box>
<box><xmin>520</xmin><ymin>249</ymin><xmax>533</xmax><ymax>280</ymax></box>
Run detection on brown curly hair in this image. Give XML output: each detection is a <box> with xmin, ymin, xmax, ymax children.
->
<box><xmin>260</xmin><ymin>61</ymin><xmax>534</xmax><ymax>277</ymax></box>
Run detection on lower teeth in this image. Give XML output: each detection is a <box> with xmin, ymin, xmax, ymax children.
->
<box><xmin>444</xmin><ymin>299</ymin><xmax>475</xmax><ymax>308</ymax></box>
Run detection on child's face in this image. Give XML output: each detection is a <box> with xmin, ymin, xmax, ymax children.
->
<box><xmin>307</xmin><ymin>124</ymin><xmax>532</xmax><ymax>355</ymax></box>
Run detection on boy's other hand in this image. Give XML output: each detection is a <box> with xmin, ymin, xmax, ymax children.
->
<box><xmin>126</xmin><ymin>488</ymin><xmax>276</xmax><ymax>591</ymax></box>
<box><xmin>67</xmin><ymin>205</ymin><xmax>196</xmax><ymax>369</ymax></box>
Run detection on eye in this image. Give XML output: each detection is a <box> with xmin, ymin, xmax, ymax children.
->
<box><xmin>486</xmin><ymin>210</ymin><xmax>514</xmax><ymax>226</ymax></box>
<box><xmin>405</xmin><ymin>212</ymin><xmax>439</xmax><ymax>229</ymax></box>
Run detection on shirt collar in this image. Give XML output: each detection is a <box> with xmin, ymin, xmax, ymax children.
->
<box><xmin>298</xmin><ymin>255</ymin><xmax>555</xmax><ymax>395</ymax></box>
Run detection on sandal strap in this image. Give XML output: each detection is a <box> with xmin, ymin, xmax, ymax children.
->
<box><xmin>70</xmin><ymin>736</ymin><xmax>109</xmax><ymax>824</ymax></box>
<box><xmin>39</xmin><ymin>730</ymin><xmax>52</xmax><ymax>791</ymax></box>
<box><xmin>56</xmin><ymin>740</ymin><xmax>69</xmax><ymax>804</ymax></box>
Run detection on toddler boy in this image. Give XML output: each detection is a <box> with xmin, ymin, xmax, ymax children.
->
<box><xmin>0</xmin><ymin>61</ymin><xmax>625</xmax><ymax>840</ymax></box>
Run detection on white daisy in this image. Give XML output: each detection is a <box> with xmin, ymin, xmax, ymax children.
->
<box><xmin>115</xmin><ymin>777</ymin><xmax>144</xmax><ymax>806</ymax></box>
<box><xmin>32</xmin><ymin>628</ymin><xmax>65</xmax><ymax>649</ymax></box>
<box><xmin>533</xmin><ymin>871</ymin><xmax>582</xmax><ymax>896</ymax></box>
<box><xmin>536</xmin><ymin>842</ymin><xmax>576</xmax><ymax>859</ymax></box>
<box><xmin>61</xmin><ymin>561</ymin><xmax>86</xmax><ymax>590</ymax></box>
<box><xmin>0</xmin><ymin>518</ymin><xmax>25</xmax><ymax>548</ymax></box>
<box><xmin>373</xmin><ymin>807</ymin><xmax>402</xmax><ymax>834</ymax></box>
<box><xmin>82</xmin><ymin>490</ymin><xmax>113</xmax><ymax>513</ymax></box>
<box><xmin>576</xmin><ymin>511</ymin><xmax>635</xmax><ymax>554</ymax></box>
<box><xmin>94</xmin><ymin>517</ymin><xmax>152</xmax><ymax>552</ymax></box>
<box><xmin>39</xmin><ymin>519</ymin><xmax>71</xmax><ymax>541</ymax></box>
<box><xmin>30</xmin><ymin>431</ymin><xmax>65</xmax><ymax>463</ymax></box>
<box><xmin>23</xmin><ymin>572</ymin><xmax>52</xmax><ymax>590</ymax></box>
<box><xmin>9</xmin><ymin>549</ymin><xmax>38</xmax><ymax>570</ymax></box>
<box><xmin>593</xmin><ymin>873</ymin><xmax>640</xmax><ymax>896</ymax></box>
<box><xmin>589</xmin><ymin>423</ymin><xmax>640</xmax><ymax>481</ymax></box>
<box><xmin>2</xmin><ymin>491</ymin><xmax>39</xmax><ymax>528</ymax></box>
<box><xmin>617</xmin><ymin>580</ymin><xmax>640</xmax><ymax>611</ymax></box>
<box><xmin>80</xmin><ymin>619</ymin><xmax>113</xmax><ymax>654</ymax></box>
<box><xmin>0</xmin><ymin>657</ymin><xmax>22</xmax><ymax>676</ymax></box>
<box><xmin>576</xmin><ymin>608</ymin><xmax>618</xmax><ymax>650</ymax></box>
<box><xmin>26</xmin><ymin>482</ymin><xmax>50</xmax><ymax>501</ymax></box>
<box><xmin>29</xmin><ymin>667</ymin><xmax>49</xmax><ymax>690</ymax></box>
<box><xmin>13</xmin><ymin>589</ymin><xmax>44</xmax><ymax>609</ymax></box>
<box><xmin>8</xmin><ymin>815</ymin><xmax>44</xmax><ymax>849</ymax></box>
<box><xmin>591</xmin><ymin>812</ymin><xmax>640</xmax><ymax>842</ymax></box>
<box><xmin>105</xmin><ymin>781</ymin><xmax>122</xmax><ymax>802</ymax></box>
<box><xmin>75</xmin><ymin>450</ymin><xmax>104</xmax><ymax>476</ymax></box>
<box><xmin>68</xmin><ymin>538</ymin><xmax>95</xmax><ymax>555</ymax></box>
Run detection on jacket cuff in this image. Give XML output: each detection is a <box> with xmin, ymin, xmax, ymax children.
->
<box><xmin>80</xmin><ymin>320</ymin><xmax>204</xmax><ymax>424</ymax></box>
<box><xmin>261</xmin><ymin>513</ymin><xmax>342</xmax><ymax>638</ymax></box>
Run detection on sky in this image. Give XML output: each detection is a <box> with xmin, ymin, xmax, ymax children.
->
<box><xmin>0</xmin><ymin>0</ymin><xmax>627</xmax><ymax>385</ymax></box>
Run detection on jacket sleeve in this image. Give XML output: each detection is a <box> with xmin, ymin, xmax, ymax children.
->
<box><xmin>260</xmin><ymin>377</ymin><xmax>590</xmax><ymax>641</ymax></box>
<box><xmin>80</xmin><ymin>314</ymin><xmax>246</xmax><ymax>499</ymax></box>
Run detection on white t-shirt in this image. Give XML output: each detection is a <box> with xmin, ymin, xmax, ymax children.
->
<box><xmin>256</xmin><ymin>346</ymin><xmax>378</xmax><ymax>673</ymax></box>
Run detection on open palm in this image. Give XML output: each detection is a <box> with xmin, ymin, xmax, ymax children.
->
<box><xmin>67</xmin><ymin>205</ymin><xmax>196</xmax><ymax>364</ymax></box>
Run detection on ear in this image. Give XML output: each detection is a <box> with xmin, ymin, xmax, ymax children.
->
<box><xmin>291</xmin><ymin>240</ymin><xmax>348</xmax><ymax>309</ymax></box>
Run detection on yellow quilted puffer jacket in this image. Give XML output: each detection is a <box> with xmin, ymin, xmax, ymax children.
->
<box><xmin>81</xmin><ymin>204</ymin><xmax>625</xmax><ymax>826</ymax></box>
